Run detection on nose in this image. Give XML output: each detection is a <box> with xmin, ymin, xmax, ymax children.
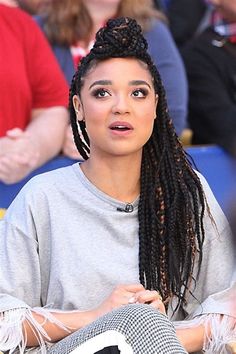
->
<box><xmin>111</xmin><ymin>94</ymin><xmax>130</xmax><ymax>115</ymax></box>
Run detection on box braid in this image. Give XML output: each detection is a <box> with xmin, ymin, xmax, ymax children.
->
<box><xmin>69</xmin><ymin>17</ymin><xmax>206</xmax><ymax>309</ymax></box>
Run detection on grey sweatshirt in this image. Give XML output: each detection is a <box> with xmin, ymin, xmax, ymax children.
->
<box><xmin>0</xmin><ymin>163</ymin><xmax>235</xmax><ymax>353</ymax></box>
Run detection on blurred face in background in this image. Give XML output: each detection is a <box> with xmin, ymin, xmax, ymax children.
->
<box><xmin>209</xmin><ymin>0</ymin><xmax>236</xmax><ymax>22</ymax></box>
<box><xmin>85</xmin><ymin>0</ymin><xmax>121</xmax><ymax>5</ymax></box>
<box><xmin>17</xmin><ymin>0</ymin><xmax>51</xmax><ymax>14</ymax></box>
<box><xmin>84</xmin><ymin>0</ymin><xmax>121</xmax><ymax>11</ymax></box>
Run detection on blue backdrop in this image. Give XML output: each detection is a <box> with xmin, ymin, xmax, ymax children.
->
<box><xmin>1</xmin><ymin>146</ymin><xmax>236</xmax><ymax>217</ymax></box>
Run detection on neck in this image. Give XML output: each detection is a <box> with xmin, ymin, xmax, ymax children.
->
<box><xmin>85</xmin><ymin>1</ymin><xmax>119</xmax><ymax>35</ymax></box>
<box><xmin>80</xmin><ymin>153</ymin><xmax>142</xmax><ymax>203</ymax></box>
<box><xmin>0</xmin><ymin>0</ymin><xmax>18</xmax><ymax>6</ymax></box>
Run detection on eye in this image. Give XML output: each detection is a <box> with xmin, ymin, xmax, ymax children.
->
<box><xmin>132</xmin><ymin>88</ymin><xmax>148</xmax><ymax>98</ymax></box>
<box><xmin>92</xmin><ymin>88</ymin><xmax>110</xmax><ymax>98</ymax></box>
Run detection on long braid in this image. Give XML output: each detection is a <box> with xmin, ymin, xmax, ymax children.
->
<box><xmin>69</xmin><ymin>17</ymin><xmax>206</xmax><ymax>308</ymax></box>
<box><xmin>69</xmin><ymin>69</ymin><xmax>90</xmax><ymax>160</ymax></box>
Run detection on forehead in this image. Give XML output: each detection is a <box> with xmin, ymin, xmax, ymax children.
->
<box><xmin>83</xmin><ymin>57</ymin><xmax>153</xmax><ymax>85</ymax></box>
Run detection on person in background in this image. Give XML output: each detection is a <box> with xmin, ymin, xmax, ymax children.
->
<box><xmin>0</xmin><ymin>1</ymin><xmax>69</xmax><ymax>184</ymax></box>
<box><xmin>182</xmin><ymin>0</ymin><xmax>236</xmax><ymax>154</ymax></box>
<box><xmin>17</xmin><ymin>0</ymin><xmax>49</xmax><ymax>14</ymax></box>
<box><xmin>163</xmin><ymin>0</ymin><xmax>209</xmax><ymax>48</ymax></box>
<box><xmin>0</xmin><ymin>17</ymin><xmax>235</xmax><ymax>354</ymax></box>
<box><xmin>35</xmin><ymin>0</ymin><xmax>188</xmax><ymax>159</ymax></box>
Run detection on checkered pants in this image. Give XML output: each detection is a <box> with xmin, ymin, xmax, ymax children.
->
<box><xmin>48</xmin><ymin>304</ymin><xmax>187</xmax><ymax>354</ymax></box>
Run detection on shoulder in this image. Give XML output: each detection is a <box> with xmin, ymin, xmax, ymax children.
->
<box><xmin>3</xmin><ymin>164</ymin><xmax>83</xmax><ymax>235</ymax></box>
<box><xmin>8</xmin><ymin>165</ymin><xmax>78</xmax><ymax>209</ymax></box>
<box><xmin>182</xmin><ymin>30</ymin><xmax>225</xmax><ymax>73</ymax></box>
<box><xmin>145</xmin><ymin>19</ymin><xmax>184</xmax><ymax>62</ymax></box>
<box><xmin>0</xmin><ymin>4</ymin><xmax>39</xmax><ymax>29</ymax></box>
<box><xmin>182</xmin><ymin>28</ymin><xmax>224</xmax><ymax>58</ymax></box>
<box><xmin>25</xmin><ymin>164</ymin><xmax>77</xmax><ymax>191</ymax></box>
<box><xmin>0</xmin><ymin>5</ymin><xmax>50</xmax><ymax>50</ymax></box>
<box><xmin>194</xmin><ymin>170</ymin><xmax>231</xmax><ymax>240</ymax></box>
<box><xmin>194</xmin><ymin>170</ymin><xmax>218</xmax><ymax>207</ymax></box>
<box><xmin>144</xmin><ymin>19</ymin><xmax>173</xmax><ymax>42</ymax></box>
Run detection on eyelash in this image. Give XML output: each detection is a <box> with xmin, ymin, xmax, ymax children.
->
<box><xmin>91</xmin><ymin>88</ymin><xmax>149</xmax><ymax>99</ymax></box>
<box><xmin>92</xmin><ymin>88</ymin><xmax>110</xmax><ymax>98</ymax></box>
<box><xmin>132</xmin><ymin>88</ymin><xmax>148</xmax><ymax>98</ymax></box>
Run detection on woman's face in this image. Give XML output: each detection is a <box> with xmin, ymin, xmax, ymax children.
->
<box><xmin>85</xmin><ymin>0</ymin><xmax>121</xmax><ymax>5</ymax></box>
<box><xmin>73</xmin><ymin>58</ymin><xmax>158</xmax><ymax>160</ymax></box>
<box><xmin>83</xmin><ymin>0</ymin><xmax>122</xmax><ymax>17</ymax></box>
<box><xmin>209</xmin><ymin>0</ymin><xmax>236</xmax><ymax>22</ymax></box>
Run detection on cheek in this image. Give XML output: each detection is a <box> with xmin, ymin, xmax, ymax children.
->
<box><xmin>82</xmin><ymin>103</ymin><xmax>108</xmax><ymax>139</ymax></box>
<box><xmin>84</xmin><ymin>105</ymin><xmax>106</xmax><ymax>124</ymax></box>
<box><xmin>140</xmin><ymin>110</ymin><xmax>156</xmax><ymax>137</ymax></box>
<box><xmin>140</xmin><ymin>102</ymin><xmax>156</xmax><ymax>123</ymax></box>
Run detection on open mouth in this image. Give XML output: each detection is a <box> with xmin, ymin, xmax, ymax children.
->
<box><xmin>109</xmin><ymin>121</ymin><xmax>134</xmax><ymax>132</ymax></box>
<box><xmin>110</xmin><ymin>125</ymin><xmax>131</xmax><ymax>131</ymax></box>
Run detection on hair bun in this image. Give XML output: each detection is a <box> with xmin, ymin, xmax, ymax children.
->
<box><xmin>91</xmin><ymin>17</ymin><xmax>149</xmax><ymax>59</ymax></box>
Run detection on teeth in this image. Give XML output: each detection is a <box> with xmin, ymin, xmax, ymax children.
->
<box><xmin>111</xmin><ymin>125</ymin><xmax>129</xmax><ymax>130</ymax></box>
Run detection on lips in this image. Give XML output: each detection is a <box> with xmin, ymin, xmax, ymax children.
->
<box><xmin>109</xmin><ymin>121</ymin><xmax>134</xmax><ymax>131</ymax></box>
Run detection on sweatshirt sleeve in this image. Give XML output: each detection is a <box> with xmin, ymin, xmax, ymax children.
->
<box><xmin>174</xmin><ymin>172</ymin><xmax>236</xmax><ymax>353</ymax></box>
<box><xmin>0</xmin><ymin>186</ymin><xmax>67</xmax><ymax>353</ymax></box>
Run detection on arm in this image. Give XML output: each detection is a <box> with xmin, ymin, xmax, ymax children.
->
<box><xmin>26</xmin><ymin>106</ymin><xmax>68</xmax><ymax>165</ymax></box>
<box><xmin>24</xmin><ymin>284</ymin><xmax>155</xmax><ymax>347</ymax></box>
<box><xmin>174</xmin><ymin>172</ymin><xmax>236</xmax><ymax>353</ymax></box>
<box><xmin>176</xmin><ymin>311</ymin><xmax>236</xmax><ymax>353</ymax></box>
<box><xmin>62</xmin><ymin>124</ymin><xmax>84</xmax><ymax>160</ymax></box>
<box><xmin>176</xmin><ymin>325</ymin><xmax>206</xmax><ymax>352</ymax></box>
<box><xmin>0</xmin><ymin>107</ymin><xmax>68</xmax><ymax>184</ymax></box>
<box><xmin>0</xmin><ymin>12</ymin><xmax>69</xmax><ymax>184</ymax></box>
<box><xmin>22</xmin><ymin>309</ymin><xmax>96</xmax><ymax>347</ymax></box>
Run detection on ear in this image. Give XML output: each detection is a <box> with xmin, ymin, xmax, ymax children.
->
<box><xmin>154</xmin><ymin>94</ymin><xmax>158</xmax><ymax>119</ymax></box>
<box><xmin>73</xmin><ymin>95</ymin><xmax>84</xmax><ymax>121</ymax></box>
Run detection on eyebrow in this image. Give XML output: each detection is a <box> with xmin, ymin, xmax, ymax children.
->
<box><xmin>89</xmin><ymin>80</ymin><xmax>112</xmax><ymax>90</ymax></box>
<box><xmin>129</xmin><ymin>80</ymin><xmax>151</xmax><ymax>89</ymax></box>
<box><xmin>89</xmin><ymin>79</ymin><xmax>151</xmax><ymax>90</ymax></box>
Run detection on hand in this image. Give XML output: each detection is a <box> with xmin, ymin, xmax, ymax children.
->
<box><xmin>92</xmin><ymin>284</ymin><xmax>166</xmax><ymax>323</ymax></box>
<box><xmin>130</xmin><ymin>289</ymin><xmax>166</xmax><ymax>315</ymax></box>
<box><xmin>62</xmin><ymin>125</ymin><xmax>83</xmax><ymax>160</ymax></box>
<box><xmin>0</xmin><ymin>128</ymin><xmax>40</xmax><ymax>184</ymax></box>
<box><xmin>93</xmin><ymin>284</ymin><xmax>145</xmax><ymax>320</ymax></box>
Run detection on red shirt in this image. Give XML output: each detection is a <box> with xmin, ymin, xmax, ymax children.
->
<box><xmin>0</xmin><ymin>5</ymin><xmax>69</xmax><ymax>136</ymax></box>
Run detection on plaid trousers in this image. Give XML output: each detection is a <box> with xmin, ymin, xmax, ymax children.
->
<box><xmin>48</xmin><ymin>304</ymin><xmax>187</xmax><ymax>354</ymax></box>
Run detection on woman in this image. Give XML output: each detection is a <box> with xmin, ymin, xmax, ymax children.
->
<box><xmin>0</xmin><ymin>17</ymin><xmax>235</xmax><ymax>354</ymax></box>
<box><xmin>0</xmin><ymin>1</ymin><xmax>69</xmax><ymax>184</ymax></box>
<box><xmin>35</xmin><ymin>0</ymin><xmax>188</xmax><ymax>158</ymax></box>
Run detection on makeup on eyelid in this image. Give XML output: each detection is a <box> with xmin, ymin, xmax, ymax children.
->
<box><xmin>91</xmin><ymin>87</ymin><xmax>150</xmax><ymax>99</ymax></box>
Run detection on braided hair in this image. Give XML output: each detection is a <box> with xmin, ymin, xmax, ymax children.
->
<box><xmin>69</xmin><ymin>17</ymin><xmax>206</xmax><ymax>309</ymax></box>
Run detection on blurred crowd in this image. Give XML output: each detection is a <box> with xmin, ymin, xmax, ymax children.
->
<box><xmin>1</xmin><ymin>0</ymin><xmax>236</xmax><ymax>184</ymax></box>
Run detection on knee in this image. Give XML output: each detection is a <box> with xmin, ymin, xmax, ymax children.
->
<box><xmin>105</xmin><ymin>303</ymin><xmax>173</xmax><ymax>335</ymax></box>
